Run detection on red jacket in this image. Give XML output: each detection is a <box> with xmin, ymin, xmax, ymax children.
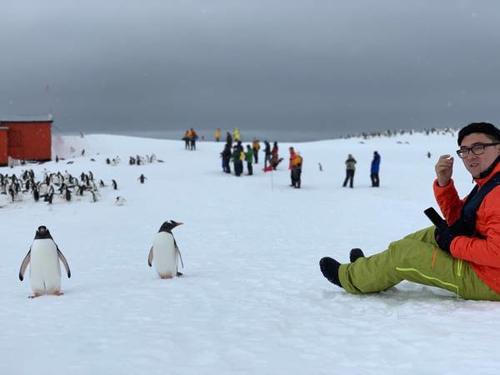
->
<box><xmin>434</xmin><ymin>163</ymin><xmax>500</xmax><ymax>293</ymax></box>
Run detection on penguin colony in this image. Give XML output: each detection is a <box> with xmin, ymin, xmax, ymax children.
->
<box><xmin>1</xmin><ymin>151</ymin><xmax>162</xmax><ymax>206</ymax></box>
<box><xmin>19</xmin><ymin>221</ymin><xmax>184</xmax><ymax>298</ymax></box>
<box><xmin>0</xmin><ymin>169</ymin><xmax>110</xmax><ymax>204</ymax></box>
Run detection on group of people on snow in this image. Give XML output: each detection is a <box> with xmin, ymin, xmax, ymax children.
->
<box><xmin>341</xmin><ymin>151</ymin><xmax>381</xmax><ymax>188</ymax></box>
<box><xmin>182</xmin><ymin>128</ymin><xmax>198</xmax><ymax>151</ymax></box>
<box><xmin>220</xmin><ymin>138</ymin><xmax>261</xmax><ymax>177</ymax></box>
<box><xmin>262</xmin><ymin>141</ymin><xmax>284</xmax><ymax>171</ymax></box>
<box><xmin>204</xmin><ymin>127</ymin><xmax>399</xmax><ymax>191</ymax></box>
<box><xmin>220</xmin><ymin>141</ymin><xmax>254</xmax><ymax>176</ymax></box>
<box><xmin>219</xmin><ymin>136</ymin><xmax>303</xmax><ymax>188</ymax></box>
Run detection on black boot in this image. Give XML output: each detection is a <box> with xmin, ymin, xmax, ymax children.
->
<box><xmin>319</xmin><ymin>257</ymin><xmax>342</xmax><ymax>287</ymax></box>
<box><xmin>349</xmin><ymin>248</ymin><xmax>365</xmax><ymax>263</ymax></box>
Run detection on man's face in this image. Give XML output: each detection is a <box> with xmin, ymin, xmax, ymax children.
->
<box><xmin>460</xmin><ymin>133</ymin><xmax>500</xmax><ymax>178</ymax></box>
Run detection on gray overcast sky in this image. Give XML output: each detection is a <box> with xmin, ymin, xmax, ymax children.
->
<box><xmin>1</xmin><ymin>0</ymin><xmax>499</xmax><ymax>138</ymax></box>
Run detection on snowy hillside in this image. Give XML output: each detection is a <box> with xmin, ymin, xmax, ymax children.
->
<box><xmin>1</xmin><ymin>132</ymin><xmax>499</xmax><ymax>375</ymax></box>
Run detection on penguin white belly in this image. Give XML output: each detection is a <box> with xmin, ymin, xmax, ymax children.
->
<box><xmin>152</xmin><ymin>233</ymin><xmax>177</xmax><ymax>278</ymax></box>
<box><xmin>30</xmin><ymin>239</ymin><xmax>61</xmax><ymax>294</ymax></box>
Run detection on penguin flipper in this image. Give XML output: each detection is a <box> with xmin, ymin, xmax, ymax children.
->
<box><xmin>147</xmin><ymin>247</ymin><xmax>154</xmax><ymax>267</ymax></box>
<box><xmin>174</xmin><ymin>239</ymin><xmax>184</xmax><ymax>269</ymax></box>
<box><xmin>57</xmin><ymin>248</ymin><xmax>71</xmax><ymax>278</ymax></box>
<box><xmin>19</xmin><ymin>249</ymin><xmax>31</xmax><ymax>281</ymax></box>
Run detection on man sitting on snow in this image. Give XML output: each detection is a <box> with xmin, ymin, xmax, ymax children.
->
<box><xmin>320</xmin><ymin>122</ymin><xmax>500</xmax><ymax>301</ymax></box>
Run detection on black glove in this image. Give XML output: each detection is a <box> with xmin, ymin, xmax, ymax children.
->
<box><xmin>434</xmin><ymin>225</ymin><xmax>457</xmax><ymax>253</ymax></box>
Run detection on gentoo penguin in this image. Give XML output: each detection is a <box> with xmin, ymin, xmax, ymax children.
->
<box><xmin>64</xmin><ymin>187</ymin><xmax>71</xmax><ymax>201</ymax></box>
<box><xmin>148</xmin><ymin>220</ymin><xmax>184</xmax><ymax>279</ymax></box>
<box><xmin>19</xmin><ymin>226</ymin><xmax>71</xmax><ymax>298</ymax></box>
<box><xmin>33</xmin><ymin>186</ymin><xmax>39</xmax><ymax>202</ymax></box>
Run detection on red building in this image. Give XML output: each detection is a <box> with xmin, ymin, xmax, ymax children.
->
<box><xmin>0</xmin><ymin>118</ymin><xmax>52</xmax><ymax>166</ymax></box>
<box><xmin>0</xmin><ymin>127</ymin><xmax>8</xmax><ymax>166</ymax></box>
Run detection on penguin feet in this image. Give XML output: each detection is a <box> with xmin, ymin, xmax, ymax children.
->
<box><xmin>319</xmin><ymin>257</ymin><xmax>343</xmax><ymax>288</ymax></box>
<box><xmin>29</xmin><ymin>291</ymin><xmax>64</xmax><ymax>298</ymax></box>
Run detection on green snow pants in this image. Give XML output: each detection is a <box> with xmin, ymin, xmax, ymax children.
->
<box><xmin>338</xmin><ymin>226</ymin><xmax>500</xmax><ymax>301</ymax></box>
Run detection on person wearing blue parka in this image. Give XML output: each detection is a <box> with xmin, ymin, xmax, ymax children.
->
<box><xmin>370</xmin><ymin>151</ymin><xmax>381</xmax><ymax>187</ymax></box>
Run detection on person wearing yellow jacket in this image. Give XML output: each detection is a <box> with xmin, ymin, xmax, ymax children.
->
<box><xmin>233</xmin><ymin>128</ymin><xmax>241</xmax><ymax>142</ymax></box>
<box><xmin>252</xmin><ymin>139</ymin><xmax>260</xmax><ymax>164</ymax></box>
<box><xmin>188</xmin><ymin>128</ymin><xmax>198</xmax><ymax>151</ymax></box>
<box><xmin>214</xmin><ymin>128</ymin><xmax>221</xmax><ymax>142</ymax></box>
<box><xmin>290</xmin><ymin>150</ymin><xmax>303</xmax><ymax>189</ymax></box>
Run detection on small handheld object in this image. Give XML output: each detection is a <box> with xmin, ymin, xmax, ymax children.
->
<box><xmin>424</xmin><ymin>207</ymin><xmax>447</xmax><ymax>228</ymax></box>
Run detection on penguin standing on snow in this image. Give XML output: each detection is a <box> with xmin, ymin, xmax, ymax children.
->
<box><xmin>33</xmin><ymin>185</ymin><xmax>39</xmax><ymax>202</ymax></box>
<box><xmin>64</xmin><ymin>186</ymin><xmax>71</xmax><ymax>201</ymax></box>
<box><xmin>19</xmin><ymin>226</ymin><xmax>71</xmax><ymax>298</ymax></box>
<box><xmin>148</xmin><ymin>221</ymin><xmax>184</xmax><ymax>279</ymax></box>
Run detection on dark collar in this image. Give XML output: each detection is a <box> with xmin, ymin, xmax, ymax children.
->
<box><xmin>478</xmin><ymin>155</ymin><xmax>500</xmax><ymax>179</ymax></box>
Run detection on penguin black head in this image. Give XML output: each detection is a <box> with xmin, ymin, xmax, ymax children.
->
<box><xmin>35</xmin><ymin>225</ymin><xmax>53</xmax><ymax>239</ymax></box>
<box><xmin>159</xmin><ymin>220</ymin><xmax>183</xmax><ymax>233</ymax></box>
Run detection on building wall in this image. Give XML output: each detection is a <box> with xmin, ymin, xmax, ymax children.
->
<box><xmin>0</xmin><ymin>129</ymin><xmax>8</xmax><ymax>166</ymax></box>
<box><xmin>3</xmin><ymin>122</ymin><xmax>52</xmax><ymax>161</ymax></box>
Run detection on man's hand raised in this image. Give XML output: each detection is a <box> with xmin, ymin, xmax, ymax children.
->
<box><xmin>435</xmin><ymin>155</ymin><xmax>454</xmax><ymax>187</ymax></box>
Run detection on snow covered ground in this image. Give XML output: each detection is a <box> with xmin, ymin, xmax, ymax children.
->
<box><xmin>2</xmin><ymin>131</ymin><xmax>499</xmax><ymax>375</ymax></box>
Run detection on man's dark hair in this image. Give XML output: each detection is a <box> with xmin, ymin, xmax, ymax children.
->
<box><xmin>458</xmin><ymin>122</ymin><xmax>500</xmax><ymax>145</ymax></box>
